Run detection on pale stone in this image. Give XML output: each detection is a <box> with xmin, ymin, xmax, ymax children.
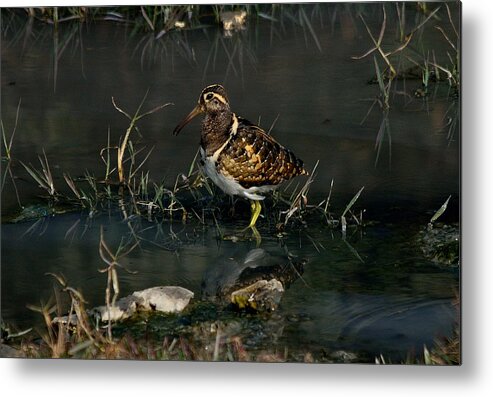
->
<box><xmin>132</xmin><ymin>286</ymin><xmax>194</xmax><ymax>313</ymax></box>
<box><xmin>52</xmin><ymin>313</ymin><xmax>79</xmax><ymax>326</ymax></box>
<box><xmin>82</xmin><ymin>286</ymin><xmax>194</xmax><ymax>323</ymax></box>
<box><xmin>92</xmin><ymin>295</ymin><xmax>139</xmax><ymax>322</ymax></box>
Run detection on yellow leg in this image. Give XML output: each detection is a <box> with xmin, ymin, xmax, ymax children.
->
<box><xmin>251</xmin><ymin>225</ymin><xmax>261</xmax><ymax>247</ymax></box>
<box><xmin>247</xmin><ymin>200</ymin><xmax>262</xmax><ymax>229</ymax></box>
<box><xmin>237</xmin><ymin>200</ymin><xmax>262</xmax><ymax>245</ymax></box>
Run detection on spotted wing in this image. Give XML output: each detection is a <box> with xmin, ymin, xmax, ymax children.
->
<box><xmin>217</xmin><ymin>117</ymin><xmax>307</xmax><ymax>189</ymax></box>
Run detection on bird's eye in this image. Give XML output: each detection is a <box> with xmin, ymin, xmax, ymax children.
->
<box><xmin>205</xmin><ymin>93</ymin><xmax>214</xmax><ymax>101</ymax></box>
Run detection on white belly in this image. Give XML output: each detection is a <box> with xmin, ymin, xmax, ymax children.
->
<box><xmin>199</xmin><ymin>147</ymin><xmax>275</xmax><ymax>201</ymax></box>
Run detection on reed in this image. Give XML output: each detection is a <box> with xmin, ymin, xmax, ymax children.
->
<box><xmin>98</xmin><ymin>226</ymin><xmax>138</xmax><ymax>341</ymax></box>
<box><xmin>20</xmin><ymin>149</ymin><xmax>57</xmax><ymax>198</ymax></box>
<box><xmin>1</xmin><ymin>98</ymin><xmax>21</xmax><ymax>162</ymax></box>
<box><xmin>1</xmin><ymin>99</ymin><xmax>23</xmax><ymax>207</ymax></box>
<box><xmin>110</xmin><ymin>92</ymin><xmax>171</xmax><ymax>185</ymax></box>
<box><xmin>352</xmin><ymin>3</ymin><xmax>458</xmax><ymax>110</ymax></box>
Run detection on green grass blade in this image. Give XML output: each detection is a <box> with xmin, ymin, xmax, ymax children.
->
<box><xmin>20</xmin><ymin>161</ymin><xmax>49</xmax><ymax>190</ymax></box>
<box><xmin>430</xmin><ymin>195</ymin><xmax>451</xmax><ymax>224</ymax></box>
<box><xmin>342</xmin><ymin>186</ymin><xmax>365</xmax><ymax>218</ymax></box>
<box><xmin>373</xmin><ymin>55</ymin><xmax>385</xmax><ymax>95</ymax></box>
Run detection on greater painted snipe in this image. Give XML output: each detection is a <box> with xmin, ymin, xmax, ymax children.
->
<box><xmin>173</xmin><ymin>84</ymin><xmax>307</xmax><ymax>238</ymax></box>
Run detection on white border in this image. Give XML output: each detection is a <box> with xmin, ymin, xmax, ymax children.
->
<box><xmin>2</xmin><ymin>0</ymin><xmax>493</xmax><ymax>396</ymax></box>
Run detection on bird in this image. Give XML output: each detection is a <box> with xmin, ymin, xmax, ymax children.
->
<box><xmin>173</xmin><ymin>84</ymin><xmax>307</xmax><ymax>237</ymax></box>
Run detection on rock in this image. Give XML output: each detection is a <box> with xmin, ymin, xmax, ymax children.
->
<box><xmin>6</xmin><ymin>204</ymin><xmax>53</xmax><ymax>223</ymax></box>
<box><xmin>92</xmin><ymin>295</ymin><xmax>140</xmax><ymax>322</ymax></box>
<box><xmin>235</xmin><ymin>260</ymin><xmax>305</xmax><ymax>292</ymax></box>
<box><xmin>5</xmin><ymin>203</ymin><xmax>76</xmax><ymax>224</ymax></box>
<box><xmin>330</xmin><ymin>350</ymin><xmax>358</xmax><ymax>363</ymax></box>
<box><xmin>91</xmin><ymin>286</ymin><xmax>194</xmax><ymax>322</ymax></box>
<box><xmin>133</xmin><ymin>286</ymin><xmax>194</xmax><ymax>313</ymax></box>
<box><xmin>53</xmin><ymin>313</ymin><xmax>79</xmax><ymax>326</ymax></box>
<box><xmin>231</xmin><ymin>279</ymin><xmax>284</xmax><ymax>312</ymax></box>
<box><xmin>418</xmin><ymin>223</ymin><xmax>459</xmax><ymax>266</ymax></box>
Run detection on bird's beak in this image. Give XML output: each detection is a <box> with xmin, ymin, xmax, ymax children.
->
<box><xmin>173</xmin><ymin>104</ymin><xmax>203</xmax><ymax>136</ymax></box>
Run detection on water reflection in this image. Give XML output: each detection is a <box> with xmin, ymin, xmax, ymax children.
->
<box><xmin>201</xmin><ymin>246</ymin><xmax>304</xmax><ymax>300</ymax></box>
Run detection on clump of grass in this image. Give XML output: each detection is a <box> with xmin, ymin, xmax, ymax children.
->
<box><xmin>26</xmin><ymin>274</ymin><xmax>96</xmax><ymax>358</ymax></box>
<box><xmin>110</xmin><ymin>93</ymin><xmax>171</xmax><ymax>185</ymax></box>
<box><xmin>433</xmin><ymin>31</ymin><xmax>459</xmax><ymax>89</ymax></box>
<box><xmin>272</xmin><ymin>161</ymin><xmax>365</xmax><ymax>235</ymax></box>
<box><xmin>20</xmin><ymin>232</ymin><xmax>139</xmax><ymax>358</ymax></box>
<box><xmin>6</xmin><ymin>6</ymin><xmax>234</xmax><ymax>33</ymax></box>
<box><xmin>20</xmin><ymin>149</ymin><xmax>57</xmax><ymax>199</ymax></box>
<box><xmin>353</xmin><ymin>4</ymin><xmax>459</xmax><ymax>169</ymax></box>
<box><xmin>427</xmin><ymin>322</ymin><xmax>460</xmax><ymax>365</ymax></box>
<box><xmin>353</xmin><ymin>3</ymin><xmax>458</xmax><ymax>111</ymax></box>
<box><xmin>276</xmin><ymin>160</ymin><xmax>319</xmax><ymax>227</ymax></box>
<box><xmin>98</xmin><ymin>226</ymin><xmax>138</xmax><ymax>341</ymax></box>
<box><xmin>16</xmin><ymin>93</ymin><xmax>175</xmax><ymax>220</ymax></box>
<box><xmin>353</xmin><ymin>4</ymin><xmax>442</xmax><ymax>81</ymax></box>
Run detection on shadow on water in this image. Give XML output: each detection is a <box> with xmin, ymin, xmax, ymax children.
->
<box><xmin>1</xmin><ymin>4</ymin><xmax>460</xmax><ymax>361</ymax></box>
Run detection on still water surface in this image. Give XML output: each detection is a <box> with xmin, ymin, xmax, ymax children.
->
<box><xmin>1</xmin><ymin>5</ymin><xmax>459</xmax><ymax>360</ymax></box>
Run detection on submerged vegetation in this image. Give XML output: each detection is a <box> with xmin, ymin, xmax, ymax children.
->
<box><xmin>1</xmin><ymin>3</ymin><xmax>460</xmax><ymax>363</ymax></box>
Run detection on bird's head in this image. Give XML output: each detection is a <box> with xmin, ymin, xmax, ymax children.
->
<box><xmin>173</xmin><ymin>84</ymin><xmax>230</xmax><ymax>135</ymax></box>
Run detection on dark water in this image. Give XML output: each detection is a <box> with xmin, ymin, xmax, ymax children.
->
<box><xmin>2</xmin><ymin>212</ymin><xmax>457</xmax><ymax>360</ymax></box>
<box><xmin>1</xmin><ymin>5</ymin><xmax>459</xmax><ymax>361</ymax></box>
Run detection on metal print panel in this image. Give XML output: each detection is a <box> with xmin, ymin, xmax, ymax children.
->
<box><xmin>0</xmin><ymin>2</ymin><xmax>460</xmax><ymax>364</ymax></box>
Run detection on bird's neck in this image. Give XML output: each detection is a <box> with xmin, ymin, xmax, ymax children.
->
<box><xmin>201</xmin><ymin>110</ymin><xmax>234</xmax><ymax>156</ymax></box>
